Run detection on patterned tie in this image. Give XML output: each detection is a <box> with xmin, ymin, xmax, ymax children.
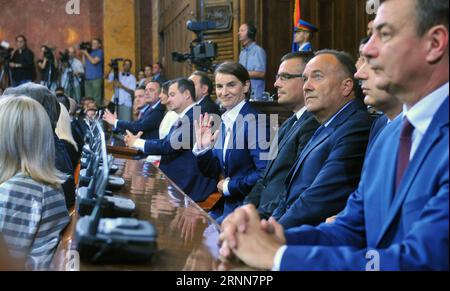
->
<box><xmin>395</xmin><ymin>118</ymin><xmax>415</xmax><ymax>191</ymax></box>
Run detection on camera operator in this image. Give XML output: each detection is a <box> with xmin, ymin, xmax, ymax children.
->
<box><xmin>81</xmin><ymin>38</ymin><xmax>104</xmax><ymax>107</ymax></box>
<box><xmin>9</xmin><ymin>35</ymin><xmax>35</xmax><ymax>87</ymax></box>
<box><xmin>105</xmin><ymin>58</ymin><xmax>136</xmax><ymax>122</ymax></box>
<box><xmin>37</xmin><ymin>45</ymin><xmax>58</xmax><ymax>91</ymax></box>
<box><xmin>60</xmin><ymin>47</ymin><xmax>84</xmax><ymax>103</ymax></box>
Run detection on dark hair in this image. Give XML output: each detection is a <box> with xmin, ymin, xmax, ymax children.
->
<box><xmin>93</xmin><ymin>38</ymin><xmax>102</xmax><ymax>46</ymax></box>
<box><xmin>161</xmin><ymin>81</ymin><xmax>172</xmax><ymax>95</ymax></box>
<box><xmin>124</xmin><ymin>58</ymin><xmax>133</xmax><ymax>67</ymax></box>
<box><xmin>359</xmin><ymin>36</ymin><xmax>370</xmax><ymax>47</ymax></box>
<box><xmin>215</xmin><ymin>62</ymin><xmax>251</xmax><ymax>99</ymax></box>
<box><xmin>246</xmin><ymin>23</ymin><xmax>257</xmax><ymax>41</ymax></box>
<box><xmin>314</xmin><ymin>49</ymin><xmax>359</xmax><ymax>97</ymax></box>
<box><xmin>4</xmin><ymin>83</ymin><xmax>61</xmax><ymax>130</ymax></box>
<box><xmin>155</xmin><ymin>62</ymin><xmax>164</xmax><ymax>70</ymax></box>
<box><xmin>82</xmin><ymin>96</ymin><xmax>95</xmax><ymax>103</ymax></box>
<box><xmin>191</xmin><ymin>71</ymin><xmax>214</xmax><ymax>95</ymax></box>
<box><xmin>16</xmin><ymin>35</ymin><xmax>27</xmax><ymax>45</ymax></box>
<box><xmin>281</xmin><ymin>51</ymin><xmax>314</xmax><ymax>64</ymax></box>
<box><xmin>380</xmin><ymin>0</ymin><xmax>448</xmax><ymax>36</ymax></box>
<box><xmin>57</xmin><ymin>95</ymin><xmax>71</xmax><ymax>112</ymax></box>
<box><xmin>169</xmin><ymin>78</ymin><xmax>195</xmax><ymax>101</ymax></box>
<box><xmin>136</xmin><ymin>85</ymin><xmax>146</xmax><ymax>91</ymax></box>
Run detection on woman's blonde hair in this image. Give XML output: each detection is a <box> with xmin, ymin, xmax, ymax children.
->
<box><xmin>0</xmin><ymin>96</ymin><xmax>65</xmax><ymax>188</ymax></box>
<box><xmin>55</xmin><ymin>103</ymin><xmax>79</xmax><ymax>152</ymax></box>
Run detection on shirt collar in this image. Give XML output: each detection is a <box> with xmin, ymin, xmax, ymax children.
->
<box><xmin>324</xmin><ymin>100</ymin><xmax>354</xmax><ymax>127</ymax></box>
<box><xmin>151</xmin><ymin>100</ymin><xmax>161</xmax><ymax>109</ymax></box>
<box><xmin>140</xmin><ymin>104</ymin><xmax>150</xmax><ymax>114</ymax></box>
<box><xmin>295</xmin><ymin>107</ymin><xmax>308</xmax><ymax>121</ymax></box>
<box><xmin>178</xmin><ymin>103</ymin><xmax>196</xmax><ymax>118</ymax></box>
<box><xmin>244</xmin><ymin>42</ymin><xmax>256</xmax><ymax>50</ymax></box>
<box><xmin>403</xmin><ymin>82</ymin><xmax>449</xmax><ymax>135</ymax></box>
<box><xmin>222</xmin><ymin>100</ymin><xmax>247</xmax><ymax>127</ymax></box>
<box><xmin>197</xmin><ymin>95</ymin><xmax>207</xmax><ymax>105</ymax></box>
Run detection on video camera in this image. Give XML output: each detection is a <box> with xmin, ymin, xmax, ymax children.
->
<box><xmin>59</xmin><ymin>50</ymin><xmax>70</xmax><ymax>64</ymax></box>
<box><xmin>0</xmin><ymin>41</ymin><xmax>13</xmax><ymax>62</ymax></box>
<box><xmin>172</xmin><ymin>20</ymin><xmax>218</xmax><ymax>73</ymax></box>
<box><xmin>79</xmin><ymin>41</ymin><xmax>92</xmax><ymax>52</ymax></box>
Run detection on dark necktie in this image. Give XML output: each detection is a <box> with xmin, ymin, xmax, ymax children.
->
<box><xmin>395</xmin><ymin>118</ymin><xmax>415</xmax><ymax>191</ymax></box>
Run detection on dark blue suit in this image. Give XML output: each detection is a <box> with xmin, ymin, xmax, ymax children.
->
<box><xmin>142</xmin><ymin>105</ymin><xmax>217</xmax><ymax>202</ymax></box>
<box><xmin>116</xmin><ymin>102</ymin><xmax>165</xmax><ymax>140</ymax></box>
<box><xmin>272</xmin><ymin>99</ymin><xmax>373</xmax><ymax>228</ymax></box>
<box><xmin>198</xmin><ymin>95</ymin><xmax>221</xmax><ymax>116</ymax></box>
<box><xmin>367</xmin><ymin>114</ymin><xmax>389</xmax><ymax>152</ymax></box>
<box><xmin>280</xmin><ymin>97</ymin><xmax>449</xmax><ymax>271</ymax></box>
<box><xmin>196</xmin><ymin>102</ymin><xmax>271</xmax><ymax>220</ymax></box>
<box><xmin>244</xmin><ymin>111</ymin><xmax>320</xmax><ymax>219</ymax></box>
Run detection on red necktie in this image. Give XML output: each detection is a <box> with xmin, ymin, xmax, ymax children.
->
<box><xmin>395</xmin><ymin>118</ymin><xmax>415</xmax><ymax>191</ymax></box>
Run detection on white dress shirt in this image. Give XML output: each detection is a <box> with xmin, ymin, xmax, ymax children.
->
<box><xmin>108</xmin><ymin>71</ymin><xmax>137</xmax><ymax>107</ymax></box>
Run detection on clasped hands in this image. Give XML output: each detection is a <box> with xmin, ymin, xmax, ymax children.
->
<box><xmin>218</xmin><ymin>204</ymin><xmax>287</xmax><ymax>270</ymax></box>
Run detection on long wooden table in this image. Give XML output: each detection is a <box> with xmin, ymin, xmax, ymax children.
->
<box><xmin>52</xmin><ymin>158</ymin><xmax>252</xmax><ymax>271</ymax></box>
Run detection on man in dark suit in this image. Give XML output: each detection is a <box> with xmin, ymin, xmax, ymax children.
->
<box><xmin>219</xmin><ymin>0</ymin><xmax>449</xmax><ymax>271</ymax></box>
<box><xmin>151</xmin><ymin>62</ymin><xmax>167</xmax><ymax>85</ymax></box>
<box><xmin>244</xmin><ymin>52</ymin><xmax>320</xmax><ymax>219</ymax></box>
<box><xmin>268</xmin><ymin>50</ymin><xmax>373</xmax><ymax>229</ymax></box>
<box><xmin>189</xmin><ymin>71</ymin><xmax>221</xmax><ymax>116</ymax></box>
<box><xmin>103</xmin><ymin>82</ymin><xmax>165</xmax><ymax>140</ymax></box>
<box><xmin>124</xmin><ymin>78</ymin><xmax>217</xmax><ymax>202</ymax></box>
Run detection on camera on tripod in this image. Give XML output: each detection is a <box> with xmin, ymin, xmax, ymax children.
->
<box><xmin>59</xmin><ymin>50</ymin><xmax>70</xmax><ymax>64</ymax></box>
<box><xmin>172</xmin><ymin>20</ymin><xmax>218</xmax><ymax>73</ymax></box>
<box><xmin>109</xmin><ymin>58</ymin><xmax>124</xmax><ymax>80</ymax></box>
<box><xmin>79</xmin><ymin>41</ymin><xmax>92</xmax><ymax>52</ymax></box>
<box><xmin>0</xmin><ymin>41</ymin><xmax>13</xmax><ymax>62</ymax></box>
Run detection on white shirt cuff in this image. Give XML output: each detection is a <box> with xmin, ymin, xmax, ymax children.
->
<box><xmin>192</xmin><ymin>143</ymin><xmax>211</xmax><ymax>157</ymax></box>
<box><xmin>114</xmin><ymin>120</ymin><xmax>119</xmax><ymax>129</ymax></box>
<box><xmin>271</xmin><ymin>245</ymin><xmax>288</xmax><ymax>271</ymax></box>
<box><xmin>223</xmin><ymin>178</ymin><xmax>231</xmax><ymax>196</ymax></box>
<box><xmin>133</xmin><ymin>139</ymin><xmax>146</xmax><ymax>152</ymax></box>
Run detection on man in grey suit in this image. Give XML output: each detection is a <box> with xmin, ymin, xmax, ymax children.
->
<box><xmin>244</xmin><ymin>52</ymin><xmax>320</xmax><ymax>219</ymax></box>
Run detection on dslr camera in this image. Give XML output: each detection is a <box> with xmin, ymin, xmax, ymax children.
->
<box><xmin>59</xmin><ymin>50</ymin><xmax>70</xmax><ymax>64</ymax></box>
<box><xmin>0</xmin><ymin>41</ymin><xmax>13</xmax><ymax>62</ymax></box>
<box><xmin>109</xmin><ymin>58</ymin><xmax>124</xmax><ymax>80</ymax></box>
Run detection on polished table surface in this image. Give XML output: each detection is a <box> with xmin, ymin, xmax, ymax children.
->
<box><xmin>52</xmin><ymin>159</ymin><xmax>250</xmax><ymax>271</ymax></box>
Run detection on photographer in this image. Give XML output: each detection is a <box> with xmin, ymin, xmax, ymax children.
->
<box><xmin>81</xmin><ymin>38</ymin><xmax>104</xmax><ymax>107</ymax></box>
<box><xmin>9</xmin><ymin>35</ymin><xmax>35</xmax><ymax>87</ymax></box>
<box><xmin>37</xmin><ymin>45</ymin><xmax>58</xmax><ymax>90</ymax></box>
<box><xmin>105</xmin><ymin>58</ymin><xmax>136</xmax><ymax>121</ymax></box>
<box><xmin>60</xmin><ymin>47</ymin><xmax>84</xmax><ymax>103</ymax></box>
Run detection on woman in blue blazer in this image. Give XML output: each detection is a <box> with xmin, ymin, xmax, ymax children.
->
<box><xmin>194</xmin><ymin>62</ymin><xmax>271</xmax><ymax>223</ymax></box>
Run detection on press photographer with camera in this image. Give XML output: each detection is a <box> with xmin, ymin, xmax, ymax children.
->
<box><xmin>37</xmin><ymin>45</ymin><xmax>58</xmax><ymax>90</ymax></box>
<box><xmin>60</xmin><ymin>47</ymin><xmax>84</xmax><ymax>103</ymax></box>
<box><xmin>105</xmin><ymin>58</ymin><xmax>136</xmax><ymax>121</ymax></box>
<box><xmin>81</xmin><ymin>38</ymin><xmax>104</xmax><ymax>107</ymax></box>
<box><xmin>9</xmin><ymin>35</ymin><xmax>35</xmax><ymax>87</ymax></box>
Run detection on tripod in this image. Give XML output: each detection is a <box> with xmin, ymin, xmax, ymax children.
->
<box><xmin>63</xmin><ymin>59</ymin><xmax>82</xmax><ymax>103</ymax></box>
<box><xmin>43</xmin><ymin>58</ymin><xmax>57</xmax><ymax>91</ymax></box>
<box><xmin>0</xmin><ymin>60</ymin><xmax>13</xmax><ymax>89</ymax></box>
<box><xmin>112</xmin><ymin>69</ymin><xmax>121</xmax><ymax>120</ymax></box>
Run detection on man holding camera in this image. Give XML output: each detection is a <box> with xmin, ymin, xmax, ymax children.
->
<box><xmin>81</xmin><ymin>38</ymin><xmax>104</xmax><ymax>107</ymax></box>
<box><xmin>60</xmin><ymin>47</ymin><xmax>84</xmax><ymax>103</ymax></box>
<box><xmin>9</xmin><ymin>35</ymin><xmax>35</xmax><ymax>87</ymax></box>
<box><xmin>105</xmin><ymin>58</ymin><xmax>137</xmax><ymax>121</ymax></box>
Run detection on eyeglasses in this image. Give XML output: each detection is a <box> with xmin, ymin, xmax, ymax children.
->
<box><xmin>276</xmin><ymin>73</ymin><xmax>304</xmax><ymax>81</ymax></box>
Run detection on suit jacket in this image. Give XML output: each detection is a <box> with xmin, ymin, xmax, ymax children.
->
<box><xmin>116</xmin><ymin>102</ymin><xmax>165</xmax><ymax>140</ymax></box>
<box><xmin>280</xmin><ymin>97</ymin><xmax>449</xmax><ymax>271</ymax></box>
<box><xmin>196</xmin><ymin>102</ymin><xmax>271</xmax><ymax>219</ymax></box>
<box><xmin>198</xmin><ymin>95</ymin><xmax>221</xmax><ymax>116</ymax></box>
<box><xmin>272</xmin><ymin>99</ymin><xmax>373</xmax><ymax>228</ymax></box>
<box><xmin>142</xmin><ymin>106</ymin><xmax>217</xmax><ymax>202</ymax></box>
<box><xmin>152</xmin><ymin>74</ymin><xmax>167</xmax><ymax>85</ymax></box>
<box><xmin>54</xmin><ymin>135</ymin><xmax>76</xmax><ymax>208</ymax></box>
<box><xmin>244</xmin><ymin>111</ymin><xmax>320</xmax><ymax>219</ymax></box>
<box><xmin>367</xmin><ymin>114</ymin><xmax>389</xmax><ymax>152</ymax></box>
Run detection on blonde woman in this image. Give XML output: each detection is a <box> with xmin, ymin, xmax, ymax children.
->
<box><xmin>0</xmin><ymin>96</ymin><xmax>70</xmax><ymax>271</ymax></box>
<box><xmin>56</xmin><ymin>103</ymin><xmax>80</xmax><ymax>169</ymax></box>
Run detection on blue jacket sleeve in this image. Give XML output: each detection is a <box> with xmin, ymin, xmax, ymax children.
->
<box><xmin>116</xmin><ymin>109</ymin><xmax>164</xmax><ymax>134</ymax></box>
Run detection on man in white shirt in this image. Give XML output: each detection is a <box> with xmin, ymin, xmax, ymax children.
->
<box><xmin>106</xmin><ymin>58</ymin><xmax>137</xmax><ymax>121</ymax></box>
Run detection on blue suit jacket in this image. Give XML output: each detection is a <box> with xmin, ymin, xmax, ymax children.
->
<box><xmin>280</xmin><ymin>97</ymin><xmax>449</xmax><ymax>271</ymax></box>
<box><xmin>272</xmin><ymin>99</ymin><xmax>373</xmax><ymax>228</ymax></box>
<box><xmin>196</xmin><ymin>102</ymin><xmax>271</xmax><ymax>219</ymax></box>
<box><xmin>142</xmin><ymin>106</ymin><xmax>217</xmax><ymax>202</ymax></box>
<box><xmin>116</xmin><ymin>102</ymin><xmax>165</xmax><ymax>140</ymax></box>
